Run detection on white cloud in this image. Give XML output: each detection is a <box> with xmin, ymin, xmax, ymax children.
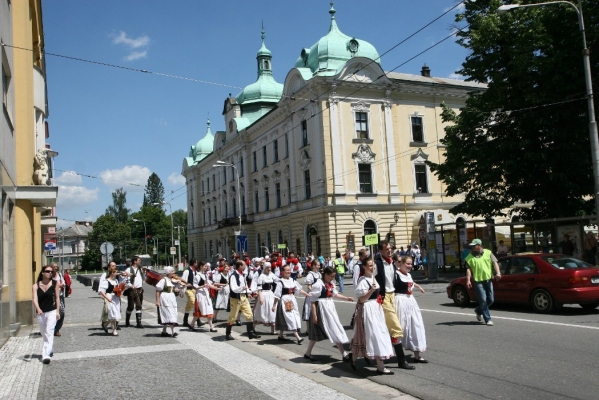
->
<box><xmin>57</xmin><ymin>186</ymin><xmax>100</xmax><ymax>208</ymax></box>
<box><xmin>99</xmin><ymin>165</ymin><xmax>152</xmax><ymax>192</ymax></box>
<box><xmin>112</xmin><ymin>31</ymin><xmax>149</xmax><ymax>49</ymax></box>
<box><xmin>448</xmin><ymin>72</ymin><xmax>466</xmax><ymax>80</ymax></box>
<box><xmin>54</xmin><ymin>170</ymin><xmax>82</xmax><ymax>185</ymax></box>
<box><xmin>111</xmin><ymin>31</ymin><xmax>150</xmax><ymax>61</ymax></box>
<box><xmin>168</xmin><ymin>172</ymin><xmax>185</xmax><ymax>186</ymax></box>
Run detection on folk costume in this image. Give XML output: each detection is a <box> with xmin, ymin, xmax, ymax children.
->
<box><xmin>374</xmin><ymin>256</ymin><xmax>414</xmax><ymax>369</ymax></box>
<box><xmin>274</xmin><ymin>277</ymin><xmax>303</xmax><ymax>343</ymax></box>
<box><xmin>226</xmin><ymin>268</ymin><xmax>261</xmax><ymax>340</ymax></box>
<box><xmin>394</xmin><ymin>270</ymin><xmax>427</xmax><ymax>355</ymax></box>
<box><xmin>253</xmin><ymin>271</ymin><xmax>277</xmax><ymax>328</ymax></box>
<box><xmin>155</xmin><ymin>275</ymin><xmax>179</xmax><ymax>337</ymax></box>
<box><xmin>190</xmin><ymin>271</ymin><xmax>217</xmax><ymax>332</ymax></box>
<box><xmin>215</xmin><ymin>270</ymin><xmax>230</xmax><ymax>311</ymax></box>
<box><xmin>307</xmin><ymin>280</ymin><xmax>349</xmax><ymax>345</ymax></box>
<box><xmin>99</xmin><ymin>277</ymin><xmax>121</xmax><ymax>335</ymax></box>
<box><xmin>125</xmin><ymin>265</ymin><xmax>145</xmax><ymax>328</ymax></box>
<box><xmin>181</xmin><ymin>265</ymin><xmax>198</xmax><ymax>327</ymax></box>
<box><xmin>302</xmin><ymin>270</ymin><xmax>321</xmax><ymax>321</ymax></box>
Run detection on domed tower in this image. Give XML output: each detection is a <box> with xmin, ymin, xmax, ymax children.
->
<box><xmin>294</xmin><ymin>2</ymin><xmax>381</xmax><ymax>76</ymax></box>
<box><xmin>186</xmin><ymin>119</ymin><xmax>214</xmax><ymax>166</ymax></box>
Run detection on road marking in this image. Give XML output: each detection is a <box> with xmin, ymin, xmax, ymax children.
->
<box><xmin>421</xmin><ymin>308</ymin><xmax>599</xmax><ymax>330</ymax></box>
<box><xmin>51</xmin><ymin>343</ymin><xmax>188</xmax><ymax>361</ymax></box>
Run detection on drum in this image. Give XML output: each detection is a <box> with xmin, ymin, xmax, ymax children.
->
<box><xmin>145</xmin><ymin>269</ymin><xmax>163</xmax><ymax>286</ymax></box>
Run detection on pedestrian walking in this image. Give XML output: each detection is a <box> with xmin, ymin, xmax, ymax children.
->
<box><xmin>350</xmin><ymin>257</ymin><xmax>394</xmax><ymax>375</ymax></box>
<box><xmin>226</xmin><ymin>260</ymin><xmax>261</xmax><ymax>341</ymax></box>
<box><xmin>253</xmin><ymin>262</ymin><xmax>277</xmax><ymax>334</ymax></box>
<box><xmin>33</xmin><ymin>266</ymin><xmax>61</xmax><ymax>364</ymax></box>
<box><xmin>273</xmin><ymin>265</ymin><xmax>309</xmax><ymax>344</ymax></box>
<box><xmin>190</xmin><ymin>263</ymin><xmax>219</xmax><ymax>332</ymax></box>
<box><xmin>393</xmin><ymin>255</ymin><xmax>427</xmax><ymax>363</ymax></box>
<box><xmin>303</xmin><ymin>267</ymin><xmax>354</xmax><ymax>362</ymax></box>
<box><xmin>64</xmin><ymin>269</ymin><xmax>72</xmax><ymax>298</ymax></box>
<box><xmin>212</xmin><ymin>263</ymin><xmax>229</xmax><ymax>322</ymax></box>
<box><xmin>50</xmin><ymin>263</ymin><xmax>65</xmax><ymax>337</ymax></box>
<box><xmin>302</xmin><ymin>259</ymin><xmax>322</xmax><ymax>322</ymax></box>
<box><xmin>181</xmin><ymin>258</ymin><xmax>198</xmax><ymax>328</ymax></box>
<box><xmin>584</xmin><ymin>231</ymin><xmax>597</xmax><ymax>265</ymax></box>
<box><xmin>374</xmin><ymin>240</ymin><xmax>415</xmax><ymax>370</ymax></box>
<box><xmin>465</xmin><ymin>238</ymin><xmax>502</xmax><ymax>326</ymax></box>
<box><xmin>155</xmin><ymin>266</ymin><xmax>182</xmax><ymax>337</ymax></box>
<box><xmin>333</xmin><ymin>251</ymin><xmax>346</xmax><ymax>293</ymax></box>
<box><xmin>99</xmin><ymin>264</ymin><xmax>121</xmax><ymax>336</ymax></box>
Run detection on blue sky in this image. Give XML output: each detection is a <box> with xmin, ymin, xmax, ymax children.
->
<box><xmin>44</xmin><ymin>0</ymin><xmax>468</xmax><ymax>227</ymax></box>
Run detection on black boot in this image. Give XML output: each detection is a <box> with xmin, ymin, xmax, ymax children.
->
<box><xmin>394</xmin><ymin>343</ymin><xmax>415</xmax><ymax>370</ymax></box>
<box><xmin>225</xmin><ymin>324</ymin><xmax>234</xmax><ymax>340</ymax></box>
<box><xmin>135</xmin><ymin>313</ymin><xmax>143</xmax><ymax>328</ymax></box>
<box><xmin>247</xmin><ymin>323</ymin><xmax>261</xmax><ymax>339</ymax></box>
<box><xmin>125</xmin><ymin>312</ymin><xmax>131</xmax><ymax>327</ymax></box>
<box><xmin>183</xmin><ymin>313</ymin><xmax>190</xmax><ymax>327</ymax></box>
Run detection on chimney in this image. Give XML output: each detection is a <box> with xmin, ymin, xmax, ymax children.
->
<box><xmin>421</xmin><ymin>64</ymin><xmax>431</xmax><ymax>77</ymax></box>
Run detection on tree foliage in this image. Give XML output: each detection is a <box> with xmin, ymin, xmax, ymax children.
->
<box><xmin>81</xmin><ymin>214</ymin><xmax>132</xmax><ymax>270</ymax></box>
<box><xmin>143</xmin><ymin>173</ymin><xmax>165</xmax><ymax>207</ymax></box>
<box><xmin>428</xmin><ymin>0</ymin><xmax>599</xmax><ymax>220</ymax></box>
<box><xmin>105</xmin><ymin>188</ymin><xmax>130</xmax><ymax>223</ymax></box>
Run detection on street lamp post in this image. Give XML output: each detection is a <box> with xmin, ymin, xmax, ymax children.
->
<box><xmin>132</xmin><ymin>218</ymin><xmax>147</xmax><ymax>254</ymax></box>
<box><xmin>153</xmin><ymin>201</ymin><xmax>175</xmax><ymax>266</ymax></box>
<box><xmin>498</xmin><ymin>1</ymin><xmax>599</xmax><ymax>224</ymax></box>
<box><xmin>213</xmin><ymin>160</ymin><xmax>242</xmax><ymax>253</ymax></box>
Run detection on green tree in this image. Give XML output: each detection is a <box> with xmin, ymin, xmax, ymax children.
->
<box><xmin>143</xmin><ymin>173</ymin><xmax>165</xmax><ymax>207</ymax></box>
<box><xmin>429</xmin><ymin>0</ymin><xmax>599</xmax><ymax>220</ymax></box>
<box><xmin>81</xmin><ymin>214</ymin><xmax>132</xmax><ymax>270</ymax></box>
<box><xmin>105</xmin><ymin>188</ymin><xmax>130</xmax><ymax>223</ymax></box>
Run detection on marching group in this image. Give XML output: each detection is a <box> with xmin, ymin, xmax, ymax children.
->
<box><xmin>33</xmin><ymin>242</ymin><xmax>429</xmax><ymax>375</ymax></box>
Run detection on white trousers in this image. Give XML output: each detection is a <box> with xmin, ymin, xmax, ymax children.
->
<box><xmin>37</xmin><ymin>310</ymin><xmax>57</xmax><ymax>360</ymax></box>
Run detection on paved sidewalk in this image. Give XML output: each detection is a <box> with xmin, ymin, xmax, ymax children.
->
<box><xmin>0</xmin><ymin>279</ymin><xmax>415</xmax><ymax>400</ymax></box>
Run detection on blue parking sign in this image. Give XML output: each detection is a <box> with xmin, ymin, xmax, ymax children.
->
<box><xmin>236</xmin><ymin>235</ymin><xmax>248</xmax><ymax>254</ymax></box>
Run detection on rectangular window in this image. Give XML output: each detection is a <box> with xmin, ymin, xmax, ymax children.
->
<box><xmin>302</xmin><ymin>120</ymin><xmax>308</xmax><ymax>147</ymax></box>
<box><xmin>287</xmin><ymin>179</ymin><xmax>291</xmax><ymax>204</ymax></box>
<box><xmin>254</xmin><ymin>192</ymin><xmax>259</xmax><ymax>213</ymax></box>
<box><xmin>355</xmin><ymin>112</ymin><xmax>369</xmax><ymax>139</ymax></box>
<box><xmin>212</xmin><ymin>174</ymin><xmax>215</xmax><ymax>191</ymax></box>
<box><xmin>252</xmin><ymin>151</ymin><xmax>257</xmax><ymax>172</ymax></box>
<box><xmin>202</xmin><ymin>209</ymin><xmax>205</xmax><ymax>226</ymax></box>
<box><xmin>273</xmin><ymin>140</ymin><xmax>279</xmax><ymax>162</ymax></box>
<box><xmin>241</xmin><ymin>194</ymin><xmax>245</xmax><ymax>215</ymax></box>
<box><xmin>262</xmin><ymin>146</ymin><xmax>267</xmax><ymax>168</ymax></box>
<box><xmin>265</xmin><ymin>187</ymin><xmax>270</xmax><ymax>211</ymax></box>
<box><xmin>213</xmin><ymin>206</ymin><xmax>217</xmax><ymax>222</ymax></box>
<box><xmin>358</xmin><ymin>163</ymin><xmax>373</xmax><ymax>193</ymax></box>
<box><xmin>223</xmin><ymin>168</ymin><xmax>226</xmax><ymax>185</ymax></box>
<box><xmin>208</xmin><ymin>209</ymin><xmax>211</xmax><ymax>225</ymax></box>
<box><xmin>206</xmin><ymin>178</ymin><xmax>210</xmax><ymax>193</ymax></box>
<box><xmin>304</xmin><ymin>170</ymin><xmax>311</xmax><ymax>199</ymax></box>
<box><xmin>240</xmin><ymin>158</ymin><xmax>244</xmax><ymax>177</ymax></box>
<box><xmin>285</xmin><ymin>134</ymin><xmax>289</xmax><ymax>158</ymax></box>
<box><xmin>201</xmin><ymin>181</ymin><xmax>205</xmax><ymax>195</ymax></box>
<box><xmin>415</xmin><ymin>164</ymin><xmax>428</xmax><ymax>193</ymax></box>
<box><xmin>231</xmin><ymin>166</ymin><xmax>235</xmax><ymax>183</ymax></box>
<box><xmin>275</xmin><ymin>183</ymin><xmax>281</xmax><ymax>208</ymax></box>
<box><xmin>2</xmin><ymin>65</ymin><xmax>9</xmax><ymax>109</ymax></box>
<box><xmin>411</xmin><ymin>116</ymin><xmax>424</xmax><ymax>142</ymax></box>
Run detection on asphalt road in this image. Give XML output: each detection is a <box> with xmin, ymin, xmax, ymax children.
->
<box><xmin>150</xmin><ymin>275</ymin><xmax>599</xmax><ymax>400</ymax></box>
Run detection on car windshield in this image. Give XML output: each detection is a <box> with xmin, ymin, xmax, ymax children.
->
<box><xmin>542</xmin><ymin>256</ymin><xmax>594</xmax><ymax>269</ymax></box>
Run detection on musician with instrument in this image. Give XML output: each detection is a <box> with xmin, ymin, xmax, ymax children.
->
<box><xmin>99</xmin><ymin>265</ymin><xmax>122</xmax><ymax>336</ymax></box>
<box><xmin>226</xmin><ymin>260</ymin><xmax>261</xmax><ymax>341</ymax></box>
<box><xmin>124</xmin><ymin>256</ymin><xmax>146</xmax><ymax>328</ymax></box>
<box><xmin>181</xmin><ymin>258</ymin><xmax>199</xmax><ymax>328</ymax></box>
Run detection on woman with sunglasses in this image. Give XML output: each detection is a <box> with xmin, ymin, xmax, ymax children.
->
<box><xmin>99</xmin><ymin>265</ymin><xmax>121</xmax><ymax>336</ymax></box>
<box><xmin>393</xmin><ymin>255</ymin><xmax>428</xmax><ymax>363</ymax></box>
<box><xmin>32</xmin><ymin>266</ymin><xmax>61</xmax><ymax>364</ymax></box>
<box><xmin>350</xmin><ymin>257</ymin><xmax>394</xmax><ymax>375</ymax></box>
<box><xmin>304</xmin><ymin>266</ymin><xmax>354</xmax><ymax>362</ymax></box>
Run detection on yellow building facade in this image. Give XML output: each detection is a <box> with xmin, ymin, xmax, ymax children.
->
<box><xmin>1</xmin><ymin>0</ymin><xmax>57</xmax><ymax>343</ymax></box>
<box><xmin>183</xmin><ymin>7</ymin><xmax>485</xmax><ymax>262</ymax></box>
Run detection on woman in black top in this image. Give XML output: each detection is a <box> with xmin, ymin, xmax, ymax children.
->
<box><xmin>32</xmin><ymin>266</ymin><xmax>61</xmax><ymax>364</ymax></box>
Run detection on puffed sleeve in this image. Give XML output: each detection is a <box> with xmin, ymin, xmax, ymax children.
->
<box><xmin>273</xmin><ymin>279</ymin><xmax>283</xmax><ymax>299</ymax></box>
<box><xmin>293</xmin><ymin>280</ymin><xmax>303</xmax><ymax>292</ymax></box>
<box><xmin>355</xmin><ymin>277</ymin><xmax>370</xmax><ymax>297</ymax></box>
<box><xmin>308</xmin><ymin>280</ymin><xmax>322</xmax><ymax>299</ymax></box>
<box><xmin>155</xmin><ymin>278</ymin><xmax>165</xmax><ymax>291</ymax></box>
<box><xmin>98</xmin><ymin>278</ymin><xmax>109</xmax><ymax>294</ymax></box>
<box><xmin>305</xmin><ymin>272</ymin><xmax>315</xmax><ymax>285</ymax></box>
<box><xmin>193</xmin><ymin>272</ymin><xmax>202</xmax><ymax>288</ymax></box>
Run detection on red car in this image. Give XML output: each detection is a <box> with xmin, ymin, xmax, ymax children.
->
<box><xmin>446</xmin><ymin>254</ymin><xmax>599</xmax><ymax>313</ymax></box>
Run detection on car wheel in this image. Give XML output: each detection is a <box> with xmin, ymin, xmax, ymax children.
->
<box><xmin>531</xmin><ymin>289</ymin><xmax>554</xmax><ymax>313</ymax></box>
<box><xmin>452</xmin><ymin>286</ymin><xmax>470</xmax><ymax>307</ymax></box>
<box><xmin>579</xmin><ymin>302</ymin><xmax>599</xmax><ymax>310</ymax></box>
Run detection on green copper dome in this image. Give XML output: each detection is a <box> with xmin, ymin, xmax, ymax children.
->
<box><xmin>188</xmin><ymin>119</ymin><xmax>214</xmax><ymax>165</ymax></box>
<box><xmin>294</xmin><ymin>2</ymin><xmax>380</xmax><ymax>76</ymax></box>
<box><xmin>237</xmin><ymin>26</ymin><xmax>283</xmax><ymax>106</ymax></box>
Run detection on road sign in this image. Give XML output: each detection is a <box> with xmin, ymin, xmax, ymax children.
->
<box><xmin>174</xmin><ymin>240</ymin><xmax>180</xmax><ymax>246</ymax></box>
<box><xmin>236</xmin><ymin>235</ymin><xmax>248</xmax><ymax>253</ymax></box>
<box><xmin>99</xmin><ymin>242</ymin><xmax>114</xmax><ymax>255</ymax></box>
<box><xmin>170</xmin><ymin>246</ymin><xmax>177</xmax><ymax>255</ymax></box>
<box><xmin>44</xmin><ymin>240</ymin><xmax>56</xmax><ymax>251</ymax></box>
<box><xmin>277</xmin><ymin>243</ymin><xmax>287</xmax><ymax>249</ymax></box>
<box><xmin>153</xmin><ymin>247</ymin><xmax>157</xmax><ymax>255</ymax></box>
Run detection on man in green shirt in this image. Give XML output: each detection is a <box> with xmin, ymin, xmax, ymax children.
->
<box><xmin>465</xmin><ymin>239</ymin><xmax>502</xmax><ymax>326</ymax></box>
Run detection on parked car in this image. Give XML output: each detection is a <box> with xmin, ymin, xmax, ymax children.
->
<box><xmin>446</xmin><ymin>253</ymin><xmax>599</xmax><ymax>313</ymax></box>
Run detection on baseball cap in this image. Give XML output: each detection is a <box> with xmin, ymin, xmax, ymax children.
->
<box><xmin>469</xmin><ymin>238</ymin><xmax>482</xmax><ymax>246</ymax></box>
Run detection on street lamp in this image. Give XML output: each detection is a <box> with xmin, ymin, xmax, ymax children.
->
<box><xmin>498</xmin><ymin>2</ymin><xmax>599</xmax><ymax>223</ymax></box>
<box><xmin>153</xmin><ymin>200</ymin><xmax>174</xmax><ymax>266</ymax></box>
<box><xmin>213</xmin><ymin>160</ymin><xmax>242</xmax><ymax>242</ymax></box>
<box><xmin>132</xmin><ymin>218</ymin><xmax>147</xmax><ymax>254</ymax></box>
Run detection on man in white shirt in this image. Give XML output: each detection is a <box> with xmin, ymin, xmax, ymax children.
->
<box><xmin>124</xmin><ymin>256</ymin><xmax>145</xmax><ymax>328</ymax></box>
<box><xmin>181</xmin><ymin>259</ymin><xmax>199</xmax><ymax>327</ymax></box>
<box><xmin>227</xmin><ymin>260</ymin><xmax>261</xmax><ymax>341</ymax></box>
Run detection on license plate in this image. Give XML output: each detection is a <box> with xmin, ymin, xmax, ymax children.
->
<box><xmin>592</xmin><ymin>277</ymin><xmax>599</xmax><ymax>284</ymax></box>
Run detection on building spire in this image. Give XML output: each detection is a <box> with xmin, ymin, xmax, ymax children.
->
<box><xmin>261</xmin><ymin>20</ymin><xmax>265</xmax><ymax>43</ymax></box>
<box><xmin>329</xmin><ymin>1</ymin><xmax>338</xmax><ymax>31</ymax></box>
